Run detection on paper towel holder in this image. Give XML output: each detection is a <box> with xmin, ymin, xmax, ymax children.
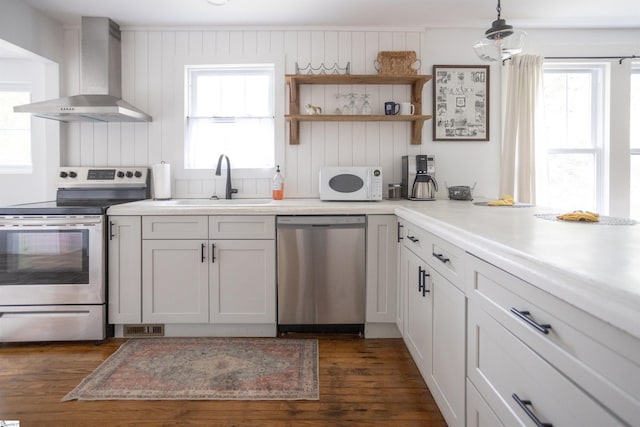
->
<box><xmin>152</xmin><ymin>161</ymin><xmax>172</xmax><ymax>200</ymax></box>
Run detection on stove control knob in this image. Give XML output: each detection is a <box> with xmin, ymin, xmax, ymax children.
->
<box><xmin>69</xmin><ymin>171</ymin><xmax>77</xmax><ymax>178</ymax></box>
<box><xmin>126</xmin><ymin>171</ymin><xmax>134</xmax><ymax>178</ymax></box>
<box><xmin>59</xmin><ymin>171</ymin><xmax>68</xmax><ymax>178</ymax></box>
<box><xmin>134</xmin><ymin>171</ymin><xmax>142</xmax><ymax>178</ymax></box>
<box><xmin>117</xmin><ymin>171</ymin><xmax>125</xmax><ymax>178</ymax></box>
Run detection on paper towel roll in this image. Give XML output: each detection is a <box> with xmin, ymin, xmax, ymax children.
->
<box><xmin>152</xmin><ymin>162</ymin><xmax>172</xmax><ymax>200</ymax></box>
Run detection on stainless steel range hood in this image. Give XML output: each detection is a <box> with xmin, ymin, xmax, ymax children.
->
<box><xmin>14</xmin><ymin>17</ymin><xmax>152</xmax><ymax>123</ymax></box>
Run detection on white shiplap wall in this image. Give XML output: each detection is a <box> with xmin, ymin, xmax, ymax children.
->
<box><xmin>61</xmin><ymin>27</ymin><xmax>432</xmax><ymax>198</ymax></box>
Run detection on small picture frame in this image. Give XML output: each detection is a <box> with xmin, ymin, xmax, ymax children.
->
<box><xmin>432</xmin><ymin>65</ymin><xmax>490</xmax><ymax>141</ymax></box>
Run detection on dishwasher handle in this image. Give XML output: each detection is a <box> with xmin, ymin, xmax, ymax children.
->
<box><xmin>277</xmin><ymin>216</ymin><xmax>366</xmax><ymax>227</ymax></box>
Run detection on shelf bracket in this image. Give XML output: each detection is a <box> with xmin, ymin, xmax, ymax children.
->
<box><xmin>288</xmin><ymin>118</ymin><xmax>300</xmax><ymax>145</ymax></box>
<box><xmin>411</xmin><ymin>120</ymin><xmax>424</xmax><ymax>145</ymax></box>
<box><xmin>287</xmin><ymin>76</ymin><xmax>300</xmax><ymax>115</ymax></box>
<box><xmin>411</xmin><ymin>78</ymin><xmax>427</xmax><ymax>108</ymax></box>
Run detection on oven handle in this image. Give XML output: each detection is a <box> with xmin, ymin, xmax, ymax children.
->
<box><xmin>0</xmin><ymin>217</ymin><xmax>102</xmax><ymax>227</ymax></box>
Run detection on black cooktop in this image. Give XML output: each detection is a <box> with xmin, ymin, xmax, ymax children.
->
<box><xmin>0</xmin><ymin>200</ymin><xmax>109</xmax><ymax>215</ymax></box>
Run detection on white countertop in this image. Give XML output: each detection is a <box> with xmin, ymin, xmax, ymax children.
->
<box><xmin>108</xmin><ymin>198</ymin><xmax>640</xmax><ymax>339</ymax></box>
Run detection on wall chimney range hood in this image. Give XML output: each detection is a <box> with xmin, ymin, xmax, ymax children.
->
<box><xmin>14</xmin><ymin>17</ymin><xmax>152</xmax><ymax>123</ymax></box>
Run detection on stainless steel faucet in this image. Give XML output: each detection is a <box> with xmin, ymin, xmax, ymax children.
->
<box><xmin>215</xmin><ymin>154</ymin><xmax>238</xmax><ymax>199</ymax></box>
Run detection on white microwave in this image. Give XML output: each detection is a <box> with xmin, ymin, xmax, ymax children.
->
<box><xmin>319</xmin><ymin>167</ymin><xmax>383</xmax><ymax>201</ymax></box>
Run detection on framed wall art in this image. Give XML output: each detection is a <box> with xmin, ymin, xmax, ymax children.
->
<box><xmin>432</xmin><ymin>65</ymin><xmax>489</xmax><ymax>141</ymax></box>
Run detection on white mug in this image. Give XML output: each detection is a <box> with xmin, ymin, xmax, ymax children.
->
<box><xmin>399</xmin><ymin>102</ymin><xmax>415</xmax><ymax>115</ymax></box>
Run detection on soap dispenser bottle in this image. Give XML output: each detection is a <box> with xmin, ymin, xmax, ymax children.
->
<box><xmin>272</xmin><ymin>165</ymin><xmax>284</xmax><ymax>200</ymax></box>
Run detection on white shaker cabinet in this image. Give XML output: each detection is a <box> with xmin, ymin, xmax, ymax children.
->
<box><xmin>209</xmin><ymin>239</ymin><xmax>276</xmax><ymax>324</ymax></box>
<box><xmin>208</xmin><ymin>216</ymin><xmax>276</xmax><ymax>325</ymax></box>
<box><xmin>142</xmin><ymin>239</ymin><xmax>210</xmax><ymax>323</ymax></box>
<box><xmin>142</xmin><ymin>216</ymin><xmax>209</xmax><ymax>323</ymax></box>
<box><xmin>366</xmin><ymin>215</ymin><xmax>399</xmax><ymax>324</ymax></box>
<box><xmin>400</xmin><ymin>219</ymin><xmax>466</xmax><ymax>427</ymax></box>
<box><xmin>401</xmin><ymin>243</ymin><xmax>432</xmax><ymax>375</ymax></box>
<box><xmin>139</xmin><ymin>215</ymin><xmax>276</xmax><ymax>327</ymax></box>
<box><xmin>466</xmin><ymin>253</ymin><xmax>639</xmax><ymax>427</ymax></box>
<box><xmin>107</xmin><ymin>216</ymin><xmax>142</xmax><ymax>324</ymax></box>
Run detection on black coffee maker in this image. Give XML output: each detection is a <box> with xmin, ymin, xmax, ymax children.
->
<box><xmin>402</xmin><ymin>155</ymin><xmax>438</xmax><ymax>201</ymax></box>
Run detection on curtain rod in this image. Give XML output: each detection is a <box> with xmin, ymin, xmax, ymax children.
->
<box><xmin>503</xmin><ymin>55</ymin><xmax>638</xmax><ymax>65</ymax></box>
<box><xmin>545</xmin><ymin>55</ymin><xmax>638</xmax><ymax>64</ymax></box>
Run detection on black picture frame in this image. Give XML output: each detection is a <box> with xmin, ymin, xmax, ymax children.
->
<box><xmin>432</xmin><ymin>65</ymin><xmax>490</xmax><ymax>141</ymax></box>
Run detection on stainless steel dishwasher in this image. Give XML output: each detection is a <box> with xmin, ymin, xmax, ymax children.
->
<box><xmin>276</xmin><ymin>215</ymin><xmax>366</xmax><ymax>333</ymax></box>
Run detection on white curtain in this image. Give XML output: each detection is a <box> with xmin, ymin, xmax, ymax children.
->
<box><xmin>500</xmin><ymin>54</ymin><xmax>544</xmax><ymax>203</ymax></box>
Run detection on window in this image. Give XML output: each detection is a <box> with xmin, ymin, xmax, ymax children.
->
<box><xmin>185</xmin><ymin>64</ymin><xmax>275</xmax><ymax>170</ymax></box>
<box><xmin>630</xmin><ymin>66</ymin><xmax>640</xmax><ymax>219</ymax></box>
<box><xmin>538</xmin><ymin>64</ymin><xmax>605</xmax><ymax>212</ymax></box>
<box><xmin>0</xmin><ymin>83</ymin><xmax>31</xmax><ymax>173</ymax></box>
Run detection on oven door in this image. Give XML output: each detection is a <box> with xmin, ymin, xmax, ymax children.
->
<box><xmin>0</xmin><ymin>216</ymin><xmax>104</xmax><ymax>305</ymax></box>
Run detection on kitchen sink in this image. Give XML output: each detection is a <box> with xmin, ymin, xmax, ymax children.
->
<box><xmin>165</xmin><ymin>199</ymin><xmax>272</xmax><ymax>206</ymax></box>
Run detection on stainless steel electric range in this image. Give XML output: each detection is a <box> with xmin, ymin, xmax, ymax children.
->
<box><xmin>0</xmin><ymin>167</ymin><xmax>149</xmax><ymax>343</ymax></box>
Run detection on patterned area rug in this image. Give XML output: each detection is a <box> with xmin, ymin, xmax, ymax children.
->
<box><xmin>63</xmin><ymin>337</ymin><xmax>319</xmax><ymax>401</ymax></box>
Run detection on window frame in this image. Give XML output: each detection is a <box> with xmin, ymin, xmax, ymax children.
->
<box><xmin>174</xmin><ymin>54</ymin><xmax>285</xmax><ymax>182</ymax></box>
<box><xmin>539</xmin><ymin>62</ymin><xmax>607</xmax><ymax>212</ymax></box>
<box><xmin>630</xmin><ymin>64</ymin><xmax>640</xmax><ymax>218</ymax></box>
<box><xmin>0</xmin><ymin>82</ymin><xmax>32</xmax><ymax>174</ymax></box>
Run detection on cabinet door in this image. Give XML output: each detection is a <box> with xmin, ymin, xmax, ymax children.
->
<box><xmin>396</xmin><ymin>220</ymin><xmax>406</xmax><ymax>336</ymax></box>
<box><xmin>402</xmin><ymin>246</ymin><xmax>432</xmax><ymax>378</ymax></box>
<box><xmin>428</xmin><ymin>269</ymin><xmax>466</xmax><ymax>427</ymax></box>
<box><xmin>366</xmin><ymin>215</ymin><xmax>398</xmax><ymax>323</ymax></box>
<box><xmin>142</xmin><ymin>240</ymin><xmax>209</xmax><ymax>323</ymax></box>
<box><xmin>209</xmin><ymin>240</ymin><xmax>276</xmax><ymax>324</ymax></box>
<box><xmin>108</xmin><ymin>216</ymin><xmax>142</xmax><ymax>323</ymax></box>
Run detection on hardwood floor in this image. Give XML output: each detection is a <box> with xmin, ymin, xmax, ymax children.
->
<box><xmin>0</xmin><ymin>335</ymin><xmax>447</xmax><ymax>426</ymax></box>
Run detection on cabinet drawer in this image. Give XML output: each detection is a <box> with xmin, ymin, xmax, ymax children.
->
<box><xmin>143</xmin><ymin>216</ymin><xmax>208</xmax><ymax>239</ymax></box>
<box><xmin>209</xmin><ymin>216</ymin><xmax>275</xmax><ymax>239</ymax></box>
<box><xmin>467</xmin><ymin>379</ymin><xmax>503</xmax><ymax>427</ymax></box>
<box><xmin>467</xmin><ymin>253</ymin><xmax>640</xmax><ymax>425</ymax></box>
<box><xmin>426</xmin><ymin>231</ymin><xmax>464</xmax><ymax>290</ymax></box>
<box><xmin>403</xmin><ymin>222</ymin><xmax>429</xmax><ymax>259</ymax></box>
<box><xmin>468</xmin><ymin>303</ymin><xmax>624</xmax><ymax>427</ymax></box>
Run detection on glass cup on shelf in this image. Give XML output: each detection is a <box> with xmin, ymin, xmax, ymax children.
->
<box><xmin>345</xmin><ymin>93</ymin><xmax>359</xmax><ymax>115</ymax></box>
<box><xmin>360</xmin><ymin>94</ymin><xmax>372</xmax><ymax>115</ymax></box>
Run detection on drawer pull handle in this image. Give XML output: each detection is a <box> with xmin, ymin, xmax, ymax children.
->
<box><xmin>109</xmin><ymin>221</ymin><xmax>115</xmax><ymax>240</ymax></box>
<box><xmin>432</xmin><ymin>252</ymin><xmax>450</xmax><ymax>263</ymax></box>
<box><xmin>397</xmin><ymin>223</ymin><xmax>404</xmax><ymax>242</ymax></box>
<box><xmin>407</xmin><ymin>235</ymin><xmax>419</xmax><ymax>243</ymax></box>
<box><xmin>211</xmin><ymin>243</ymin><xmax>216</xmax><ymax>263</ymax></box>
<box><xmin>511</xmin><ymin>308</ymin><xmax>552</xmax><ymax>335</ymax></box>
<box><xmin>201</xmin><ymin>243</ymin><xmax>206</xmax><ymax>263</ymax></box>
<box><xmin>512</xmin><ymin>393</ymin><xmax>553</xmax><ymax>427</ymax></box>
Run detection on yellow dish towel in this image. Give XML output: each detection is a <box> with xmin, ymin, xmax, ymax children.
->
<box><xmin>487</xmin><ymin>195</ymin><xmax>515</xmax><ymax>206</ymax></box>
<box><xmin>556</xmin><ymin>210</ymin><xmax>600</xmax><ymax>222</ymax></box>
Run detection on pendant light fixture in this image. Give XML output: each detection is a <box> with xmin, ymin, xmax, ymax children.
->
<box><xmin>473</xmin><ymin>0</ymin><xmax>526</xmax><ymax>62</ymax></box>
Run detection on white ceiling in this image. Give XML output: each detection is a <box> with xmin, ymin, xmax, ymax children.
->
<box><xmin>19</xmin><ymin>0</ymin><xmax>640</xmax><ymax>29</ymax></box>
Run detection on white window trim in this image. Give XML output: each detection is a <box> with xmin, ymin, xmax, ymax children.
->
<box><xmin>0</xmin><ymin>82</ymin><xmax>33</xmax><ymax>174</ymax></box>
<box><xmin>173</xmin><ymin>54</ymin><xmax>285</xmax><ymax>181</ymax></box>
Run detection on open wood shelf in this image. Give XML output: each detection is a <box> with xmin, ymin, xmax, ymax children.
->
<box><xmin>285</xmin><ymin>74</ymin><xmax>432</xmax><ymax>145</ymax></box>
